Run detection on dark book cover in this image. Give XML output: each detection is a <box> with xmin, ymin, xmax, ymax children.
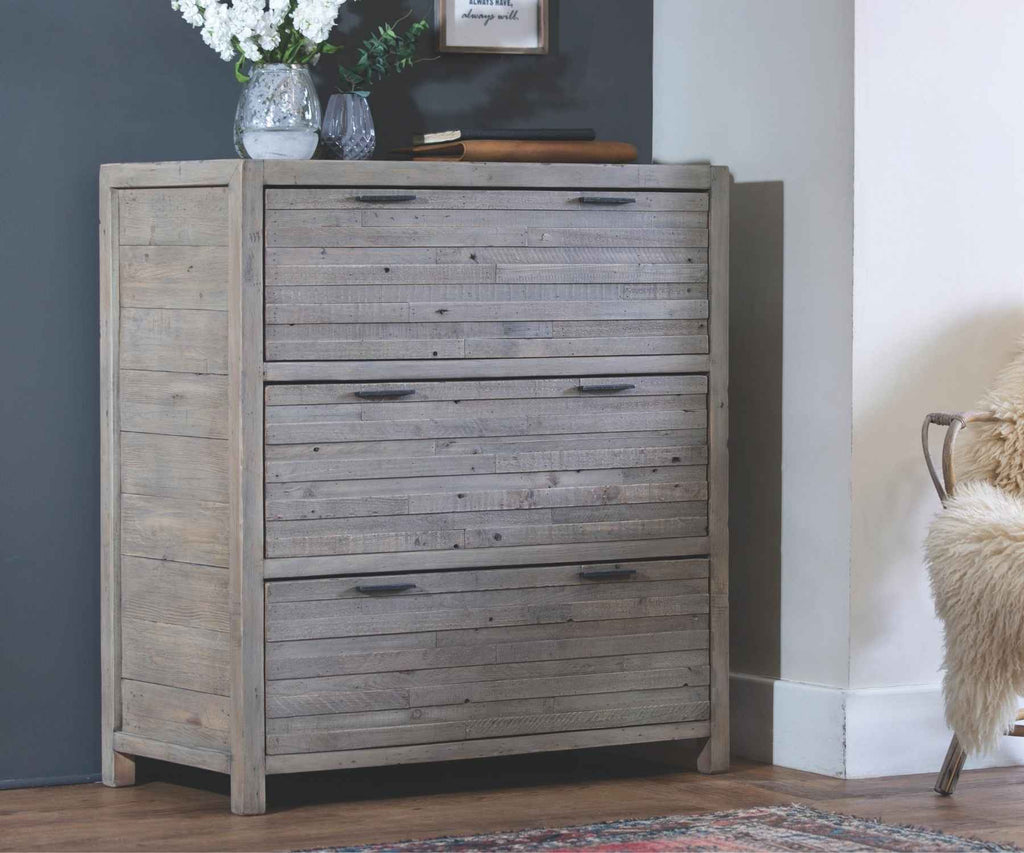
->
<box><xmin>414</xmin><ymin>128</ymin><xmax>597</xmax><ymax>145</ymax></box>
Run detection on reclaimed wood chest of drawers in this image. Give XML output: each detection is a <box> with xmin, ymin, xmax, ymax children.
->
<box><xmin>100</xmin><ymin>160</ymin><xmax>729</xmax><ymax>814</ymax></box>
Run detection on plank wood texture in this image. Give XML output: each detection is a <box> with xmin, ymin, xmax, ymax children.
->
<box><xmin>100</xmin><ymin>167</ymin><xmax>236</xmax><ymax>801</ymax></box>
<box><xmin>121</xmin><ymin>680</ymin><xmax>230</xmax><ymax>752</ymax></box>
<box><xmin>261</xmin><ymin>161</ymin><xmax>712</xmax><ymax>190</ymax></box>
<box><xmin>11</xmin><ymin>762</ymin><xmax>1024</xmax><ymax>852</ymax></box>
<box><xmin>118</xmin><ymin>188</ymin><xmax>229</xmax><ymax>246</ymax></box>
<box><xmin>266</xmin><ymin>189</ymin><xmax>709</xmax><ymax>211</ymax></box>
<box><xmin>264</xmin><ymin>560</ymin><xmax>709</xmax><ymax>756</ymax></box>
<box><xmin>697</xmin><ymin>166</ymin><xmax>730</xmax><ymax>775</ymax></box>
<box><xmin>226</xmin><ymin>159</ymin><xmax>267</xmax><ymax>815</ymax></box>
<box><xmin>119</xmin><ymin>370</ymin><xmax>229</xmax><ymax>438</ymax></box>
<box><xmin>120</xmin><ymin>246</ymin><xmax>228</xmax><ymax>310</ymax></box>
<box><xmin>101</xmin><ymin>161</ymin><xmax>729</xmax><ymax>813</ymax></box>
<box><xmin>263</xmin><ymin>377</ymin><xmax>709</xmax><ymax>569</ymax></box>
<box><xmin>265</xmin><ymin>721</ymin><xmax>711</xmax><ymax>774</ymax></box>
<box><xmin>99</xmin><ymin>168</ymin><xmax>132</xmax><ymax>787</ymax></box>
<box><xmin>264</xmin><ymin>190</ymin><xmax>708</xmax><ymax>364</ymax></box>
<box><xmin>264</xmin><ymin>356</ymin><xmax>710</xmax><ymax>383</ymax></box>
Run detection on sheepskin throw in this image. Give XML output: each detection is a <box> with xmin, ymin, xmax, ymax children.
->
<box><xmin>926</xmin><ymin>481</ymin><xmax>1024</xmax><ymax>753</ymax></box>
<box><xmin>926</xmin><ymin>346</ymin><xmax>1024</xmax><ymax>754</ymax></box>
<box><xmin>955</xmin><ymin>348</ymin><xmax>1024</xmax><ymax>495</ymax></box>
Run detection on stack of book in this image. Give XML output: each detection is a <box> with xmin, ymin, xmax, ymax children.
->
<box><xmin>398</xmin><ymin>128</ymin><xmax>637</xmax><ymax>164</ymax></box>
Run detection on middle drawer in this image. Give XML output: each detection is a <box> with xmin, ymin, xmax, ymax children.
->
<box><xmin>265</xmin><ymin>376</ymin><xmax>709</xmax><ymax>575</ymax></box>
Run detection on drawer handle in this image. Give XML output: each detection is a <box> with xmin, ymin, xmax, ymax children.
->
<box><xmin>354</xmin><ymin>194</ymin><xmax>418</xmax><ymax>203</ymax></box>
<box><xmin>578</xmin><ymin>383</ymin><xmax>635</xmax><ymax>394</ymax></box>
<box><xmin>354</xmin><ymin>389</ymin><xmax>417</xmax><ymax>399</ymax></box>
<box><xmin>578</xmin><ymin>196</ymin><xmax>636</xmax><ymax>205</ymax></box>
<box><xmin>579</xmin><ymin>568</ymin><xmax>638</xmax><ymax>581</ymax></box>
<box><xmin>355</xmin><ymin>583</ymin><xmax>417</xmax><ymax>594</ymax></box>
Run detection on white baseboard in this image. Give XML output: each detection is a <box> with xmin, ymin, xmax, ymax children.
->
<box><xmin>844</xmin><ymin>683</ymin><xmax>1024</xmax><ymax>777</ymax></box>
<box><xmin>731</xmin><ymin>672</ymin><xmax>1024</xmax><ymax>778</ymax></box>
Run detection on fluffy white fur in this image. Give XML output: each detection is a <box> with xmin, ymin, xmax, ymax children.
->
<box><xmin>927</xmin><ymin>344</ymin><xmax>1024</xmax><ymax>754</ymax></box>
<box><xmin>926</xmin><ymin>481</ymin><xmax>1024</xmax><ymax>753</ymax></box>
<box><xmin>955</xmin><ymin>346</ymin><xmax>1024</xmax><ymax>494</ymax></box>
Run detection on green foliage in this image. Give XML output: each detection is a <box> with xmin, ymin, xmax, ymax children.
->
<box><xmin>337</xmin><ymin>11</ymin><xmax>433</xmax><ymax>96</ymax></box>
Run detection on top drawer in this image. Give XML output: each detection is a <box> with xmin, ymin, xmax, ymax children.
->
<box><xmin>264</xmin><ymin>189</ymin><xmax>710</xmax><ymax>366</ymax></box>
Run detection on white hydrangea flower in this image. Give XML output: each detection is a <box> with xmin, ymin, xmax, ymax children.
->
<box><xmin>268</xmin><ymin>0</ymin><xmax>291</xmax><ymax>21</ymax></box>
<box><xmin>171</xmin><ymin>0</ymin><xmax>205</xmax><ymax>28</ymax></box>
<box><xmin>293</xmin><ymin>0</ymin><xmax>346</xmax><ymax>45</ymax></box>
<box><xmin>199</xmin><ymin>2</ymin><xmax>236</xmax><ymax>61</ymax></box>
<box><xmin>230</xmin><ymin>0</ymin><xmax>265</xmax><ymax>61</ymax></box>
<box><xmin>261</xmin><ymin>0</ymin><xmax>289</xmax><ymax>49</ymax></box>
<box><xmin>172</xmin><ymin>0</ymin><xmax>344</xmax><ymax>64</ymax></box>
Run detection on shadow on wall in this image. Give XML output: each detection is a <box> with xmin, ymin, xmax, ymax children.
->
<box><xmin>724</xmin><ymin>184</ymin><xmax>1024</xmax><ymax>766</ymax></box>
<box><xmin>728</xmin><ymin>181</ymin><xmax>784</xmax><ymax>764</ymax></box>
<box><xmin>327</xmin><ymin>0</ymin><xmax>653</xmax><ymax>162</ymax></box>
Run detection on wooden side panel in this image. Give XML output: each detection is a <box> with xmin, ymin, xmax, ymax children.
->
<box><xmin>119</xmin><ymin>370</ymin><xmax>229</xmax><ymax>439</ymax></box>
<box><xmin>121</xmin><ymin>680</ymin><xmax>230</xmax><ymax>752</ymax></box>
<box><xmin>121</xmin><ymin>556</ymin><xmax>230</xmax><ymax>632</ymax></box>
<box><xmin>228</xmin><ymin>158</ymin><xmax>268</xmax><ymax>815</ymax></box>
<box><xmin>100</xmin><ymin>170</ymin><xmax>132</xmax><ymax>786</ymax></box>
<box><xmin>107</xmin><ymin>179</ymin><xmax>234</xmax><ymax>774</ymax></box>
<box><xmin>120</xmin><ymin>246</ymin><xmax>229</xmax><ymax>310</ymax></box>
<box><xmin>698</xmin><ymin>166</ymin><xmax>730</xmax><ymax>774</ymax></box>
<box><xmin>265</xmin><ymin>559</ymin><xmax>710</xmax><ymax>756</ymax></box>
<box><xmin>118</xmin><ymin>188</ymin><xmax>229</xmax><ymax>246</ymax></box>
<box><xmin>121</xmin><ymin>619</ymin><xmax>230</xmax><ymax>695</ymax></box>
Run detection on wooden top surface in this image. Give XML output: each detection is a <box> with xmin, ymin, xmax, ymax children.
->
<box><xmin>100</xmin><ymin>160</ymin><xmax>717</xmax><ymax>191</ymax></box>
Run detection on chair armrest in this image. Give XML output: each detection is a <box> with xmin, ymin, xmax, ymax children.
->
<box><xmin>922</xmin><ymin>411</ymin><xmax>1000</xmax><ymax>502</ymax></box>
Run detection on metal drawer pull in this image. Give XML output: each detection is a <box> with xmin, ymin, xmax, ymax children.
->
<box><xmin>355</xmin><ymin>583</ymin><xmax>417</xmax><ymax>594</ymax></box>
<box><xmin>354</xmin><ymin>389</ymin><xmax>417</xmax><ymax>399</ymax></box>
<box><xmin>354</xmin><ymin>194</ymin><xmax>418</xmax><ymax>203</ymax></box>
<box><xmin>578</xmin><ymin>196</ymin><xmax>636</xmax><ymax>205</ymax></box>
<box><xmin>578</xmin><ymin>383</ymin><xmax>635</xmax><ymax>393</ymax></box>
<box><xmin>579</xmin><ymin>568</ymin><xmax>638</xmax><ymax>581</ymax></box>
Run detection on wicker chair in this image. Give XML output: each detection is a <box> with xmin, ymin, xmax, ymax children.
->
<box><xmin>921</xmin><ymin>410</ymin><xmax>1024</xmax><ymax>795</ymax></box>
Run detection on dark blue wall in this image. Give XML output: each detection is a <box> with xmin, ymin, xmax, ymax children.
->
<box><xmin>0</xmin><ymin>0</ymin><xmax>653</xmax><ymax>786</ymax></box>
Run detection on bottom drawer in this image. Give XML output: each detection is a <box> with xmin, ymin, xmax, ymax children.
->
<box><xmin>265</xmin><ymin>558</ymin><xmax>710</xmax><ymax>758</ymax></box>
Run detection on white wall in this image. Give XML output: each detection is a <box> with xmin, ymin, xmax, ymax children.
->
<box><xmin>656</xmin><ymin>0</ymin><xmax>1024</xmax><ymax>777</ymax></box>
<box><xmin>851</xmin><ymin>0</ymin><xmax>1024</xmax><ymax>690</ymax></box>
<box><xmin>848</xmin><ymin>0</ymin><xmax>1024</xmax><ymax>774</ymax></box>
<box><xmin>653</xmin><ymin>0</ymin><xmax>855</xmax><ymax>687</ymax></box>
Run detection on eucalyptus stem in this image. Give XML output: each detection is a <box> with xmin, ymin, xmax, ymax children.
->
<box><xmin>336</xmin><ymin>13</ymin><xmax>433</xmax><ymax>96</ymax></box>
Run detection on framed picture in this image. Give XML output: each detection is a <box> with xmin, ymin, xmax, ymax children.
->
<box><xmin>436</xmin><ymin>0</ymin><xmax>549</xmax><ymax>55</ymax></box>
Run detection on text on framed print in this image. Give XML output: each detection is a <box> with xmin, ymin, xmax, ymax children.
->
<box><xmin>436</xmin><ymin>0</ymin><xmax>549</xmax><ymax>54</ymax></box>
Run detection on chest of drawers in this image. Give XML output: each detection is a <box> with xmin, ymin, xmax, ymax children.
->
<box><xmin>100</xmin><ymin>160</ymin><xmax>729</xmax><ymax>814</ymax></box>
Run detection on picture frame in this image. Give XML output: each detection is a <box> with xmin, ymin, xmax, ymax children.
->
<box><xmin>435</xmin><ymin>0</ymin><xmax>549</xmax><ymax>55</ymax></box>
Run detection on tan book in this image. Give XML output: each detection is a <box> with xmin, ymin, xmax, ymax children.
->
<box><xmin>399</xmin><ymin>139</ymin><xmax>638</xmax><ymax>164</ymax></box>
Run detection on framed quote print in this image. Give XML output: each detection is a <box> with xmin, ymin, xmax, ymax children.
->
<box><xmin>436</xmin><ymin>0</ymin><xmax>549</xmax><ymax>54</ymax></box>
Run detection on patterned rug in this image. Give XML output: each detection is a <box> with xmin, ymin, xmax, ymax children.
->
<box><xmin>301</xmin><ymin>804</ymin><xmax>1017</xmax><ymax>852</ymax></box>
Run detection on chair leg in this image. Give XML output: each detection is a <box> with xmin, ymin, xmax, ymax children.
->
<box><xmin>934</xmin><ymin>735</ymin><xmax>966</xmax><ymax>795</ymax></box>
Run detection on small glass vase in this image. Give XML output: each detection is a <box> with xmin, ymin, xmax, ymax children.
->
<box><xmin>322</xmin><ymin>93</ymin><xmax>376</xmax><ymax>160</ymax></box>
<box><xmin>234</xmin><ymin>64</ymin><xmax>321</xmax><ymax>160</ymax></box>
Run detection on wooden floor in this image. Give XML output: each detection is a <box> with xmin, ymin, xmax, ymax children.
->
<box><xmin>2</xmin><ymin>749</ymin><xmax>1023</xmax><ymax>851</ymax></box>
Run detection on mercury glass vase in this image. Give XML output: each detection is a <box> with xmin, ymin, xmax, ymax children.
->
<box><xmin>322</xmin><ymin>93</ymin><xmax>376</xmax><ymax>160</ymax></box>
<box><xmin>233</xmin><ymin>64</ymin><xmax>321</xmax><ymax>160</ymax></box>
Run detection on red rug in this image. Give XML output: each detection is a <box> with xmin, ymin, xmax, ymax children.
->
<box><xmin>302</xmin><ymin>804</ymin><xmax>1016</xmax><ymax>851</ymax></box>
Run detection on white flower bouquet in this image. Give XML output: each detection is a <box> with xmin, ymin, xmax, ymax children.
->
<box><xmin>171</xmin><ymin>0</ymin><xmax>346</xmax><ymax>81</ymax></box>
